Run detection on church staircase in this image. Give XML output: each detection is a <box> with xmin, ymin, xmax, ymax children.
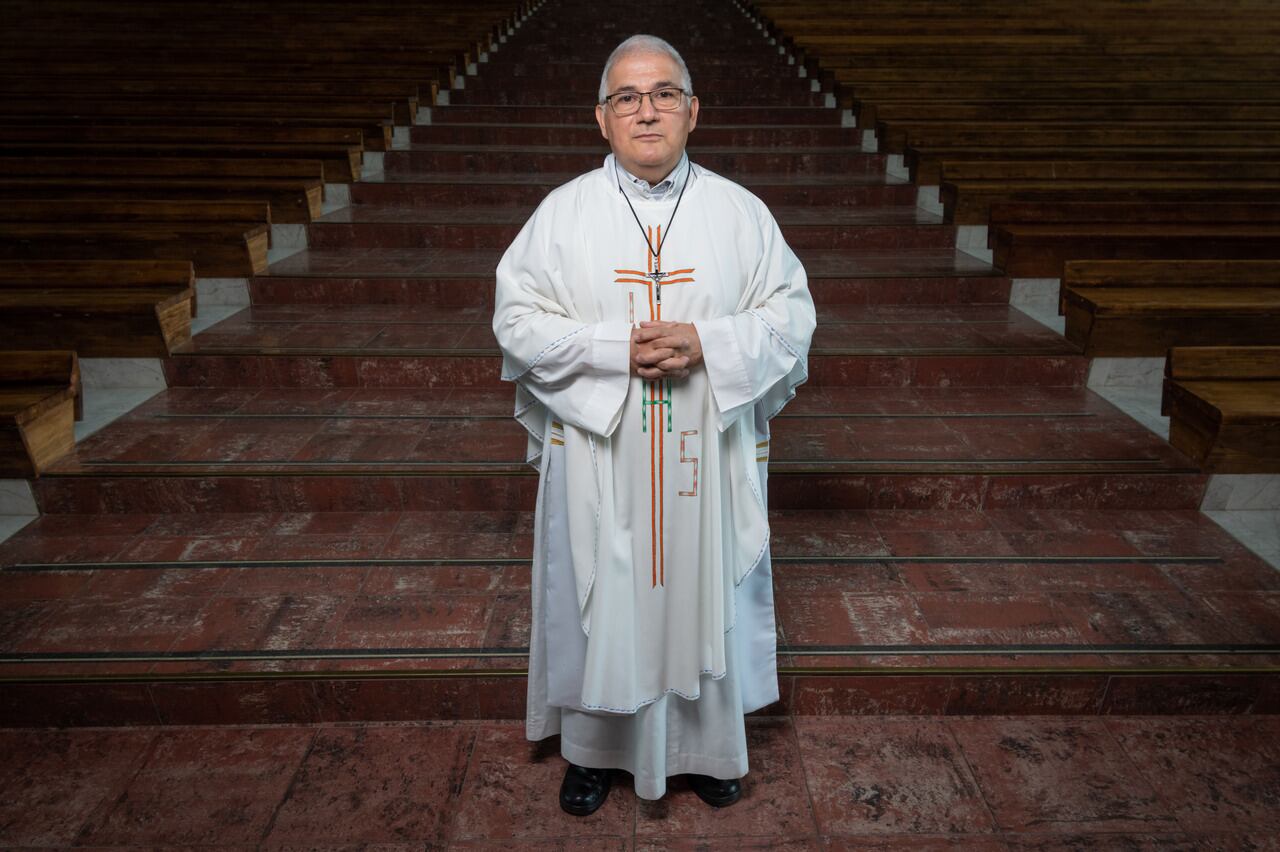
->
<box><xmin>1</xmin><ymin>0</ymin><xmax>1277</xmax><ymax>727</ymax></box>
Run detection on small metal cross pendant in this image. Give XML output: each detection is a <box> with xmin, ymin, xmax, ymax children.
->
<box><xmin>648</xmin><ymin>268</ymin><xmax>668</xmax><ymax>302</ymax></box>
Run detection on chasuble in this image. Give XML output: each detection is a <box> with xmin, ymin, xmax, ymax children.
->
<box><xmin>493</xmin><ymin>154</ymin><xmax>814</xmax><ymax>795</ymax></box>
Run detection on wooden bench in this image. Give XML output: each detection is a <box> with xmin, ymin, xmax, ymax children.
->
<box><xmin>1163</xmin><ymin>346</ymin><xmax>1280</xmax><ymax>473</ymax></box>
<box><xmin>942</xmin><ymin>160</ymin><xmax>1280</xmax><ymax>182</ymax></box>
<box><xmin>992</xmin><ymin>202</ymin><xmax>1280</xmax><ymax>232</ymax></box>
<box><xmin>855</xmin><ymin>91</ymin><xmax>1280</xmax><ymax>126</ymax></box>
<box><xmin>990</xmin><ymin>223</ymin><xmax>1280</xmax><ymax>278</ymax></box>
<box><xmin>942</xmin><ymin>181</ymin><xmax>1280</xmax><ymax>226</ymax></box>
<box><xmin>0</xmin><ymin>196</ymin><xmax>272</xmax><ymax>282</ymax></box>
<box><xmin>0</xmin><ymin>260</ymin><xmax>195</xmax><ymax>357</ymax></box>
<box><xmin>1060</xmin><ymin>260</ymin><xmax>1280</xmax><ymax>357</ymax></box>
<box><xmin>0</xmin><ymin>199</ymin><xmax>270</xmax><ymax>228</ymax></box>
<box><xmin>0</xmin><ymin>222</ymin><xmax>269</xmax><ymax>278</ymax></box>
<box><xmin>881</xmin><ymin>121</ymin><xmax>1280</xmax><ymax>155</ymax></box>
<box><xmin>863</xmin><ymin>99</ymin><xmax>1280</xmax><ymax>131</ymax></box>
<box><xmin>0</xmin><ymin>177</ymin><xmax>321</xmax><ymax>224</ymax></box>
<box><xmin>0</xmin><ymin>350</ymin><xmax>80</xmax><ymax>478</ymax></box>
<box><xmin>0</xmin><ymin>108</ymin><xmax>395</xmax><ymax>153</ymax></box>
<box><xmin>908</xmin><ymin>146</ymin><xmax>1280</xmax><ymax>185</ymax></box>
<box><xmin>0</xmin><ymin>142</ymin><xmax>363</xmax><ymax>183</ymax></box>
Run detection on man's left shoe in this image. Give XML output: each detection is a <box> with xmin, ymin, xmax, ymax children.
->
<box><xmin>687</xmin><ymin>774</ymin><xmax>742</xmax><ymax>807</ymax></box>
<box><xmin>560</xmin><ymin>763</ymin><xmax>612</xmax><ymax>816</ymax></box>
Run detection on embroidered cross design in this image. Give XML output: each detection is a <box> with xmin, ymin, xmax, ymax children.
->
<box><xmin>611</xmin><ymin>225</ymin><xmax>697</xmax><ymax>588</ymax></box>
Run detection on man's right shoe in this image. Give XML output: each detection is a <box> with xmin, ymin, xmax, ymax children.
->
<box><xmin>560</xmin><ymin>763</ymin><xmax>612</xmax><ymax>816</ymax></box>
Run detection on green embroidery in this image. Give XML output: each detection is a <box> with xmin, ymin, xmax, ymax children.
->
<box><xmin>641</xmin><ymin>378</ymin><xmax>673</xmax><ymax>433</ymax></box>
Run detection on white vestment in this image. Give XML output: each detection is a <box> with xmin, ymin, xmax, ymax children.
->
<box><xmin>493</xmin><ymin>154</ymin><xmax>814</xmax><ymax>799</ymax></box>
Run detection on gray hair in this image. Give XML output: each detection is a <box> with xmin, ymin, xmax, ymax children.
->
<box><xmin>598</xmin><ymin>34</ymin><xmax>693</xmax><ymax>103</ymax></box>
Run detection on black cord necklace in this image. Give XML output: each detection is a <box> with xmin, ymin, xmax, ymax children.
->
<box><xmin>614</xmin><ymin>157</ymin><xmax>691</xmax><ymax>304</ymax></box>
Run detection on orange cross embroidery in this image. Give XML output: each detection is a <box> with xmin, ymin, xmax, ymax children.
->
<box><xmin>611</xmin><ymin>225</ymin><xmax>696</xmax><ymax>589</ymax></box>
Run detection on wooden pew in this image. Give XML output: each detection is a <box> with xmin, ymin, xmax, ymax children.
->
<box><xmin>942</xmin><ymin>181</ymin><xmax>1280</xmax><ymax>226</ymax></box>
<box><xmin>0</xmin><ymin>260</ymin><xmax>195</xmax><ymax>357</ymax></box>
<box><xmin>942</xmin><ymin>160</ymin><xmax>1280</xmax><ymax>182</ymax></box>
<box><xmin>0</xmin><ymin>0</ymin><xmax>523</xmax><ymax>322</ymax></box>
<box><xmin>0</xmin><ymin>142</ymin><xmax>363</xmax><ymax>183</ymax></box>
<box><xmin>0</xmin><ymin>110</ymin><xmax>394</xmax><ymax>152</ymax></box>
<box><xmin>880</xmin><ymin>121</ymin><xmax>1280</xmax><ymax>155</ymax></box>
<box><xmin>0</xmin><ymin>199</ymin><xmax>271</xmax><ymax>278</ymax></box>
<box><xmin>0</xmin><ymin>124</ymin><xmax>364</xmax><ymax>147</ymax></box>
<box><xmin>1163</xmin><ymin>346</ymin><xmax>1280</xmax><ymax>473</ymax></box>
<box><xmin>0</xmin><ymin>199</ymin><xmax>270</xmax><ymax>227</ymax></box>
<box><xmin>855</xmin><ymin>90</ymin><xmax>1280</xmax><ymax>126</ymax></box>
<box><xmin>863</xmin><ymin>99</ymin><xmax>1280</xmax><ymax>130</ymax></box>
<box><xmin>0</xmin><ymin>350</ymin><xmax>80</xmax><ymax>478</ymax></box>
<box><xmin>1059</xmin><ymin>259</ymin><xmax>1280</xmax><ymax>357</ymax></box>
<box><xmin>0</xmin><ymin>125</ymin><xmax>369</xmax><ymax>180</ymax></box>
<box><xmin>0</xmin><ymin>222</ymin><xmax>269</xmax><ymax>278</ymax></box>
<box><xmin>0</xmin><ymin>178</ymin><xmax>321</xmax><ymax>224</ymax></box>
<box><xmin>908</xmin><ymin>146</ymin><xmax>1280</xmax><ymax>185</ymax></box>
<box><xmin>990</xmin><ymin>223</ymin><xmax>1280</xmax><ymax>278</ymax></box>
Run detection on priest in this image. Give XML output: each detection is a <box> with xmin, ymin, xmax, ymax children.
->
<box><xmin>492</xmin><ymin>34</ymin><xmax>815</xmax><ymax>814</ymax></box>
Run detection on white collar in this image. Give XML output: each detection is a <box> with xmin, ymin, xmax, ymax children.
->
<box><xmin>608</xmin><ymin>153</ymin><xmax>691</xmax><ymax>201</ymax></box>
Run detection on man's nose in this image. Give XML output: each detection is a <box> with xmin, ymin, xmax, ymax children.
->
<box><xmin>636</xmin><ymin>93</ymin><xmax>660</xmax><ymax>120</ymax></box>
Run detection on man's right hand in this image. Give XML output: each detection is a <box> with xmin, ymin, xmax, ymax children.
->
<box><xmin>630</xmin><ymin>323</ymin><xmax>692</xmax><ymax>380</ymax></box>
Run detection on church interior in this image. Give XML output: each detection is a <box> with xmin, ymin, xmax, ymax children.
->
<box><xmin>0</xmin><ymin>0</ymin><xmax>1278</xmax><ymax>844</ymax></box>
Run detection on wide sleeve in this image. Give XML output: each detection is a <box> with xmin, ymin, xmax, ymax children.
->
<box><xmin>493</xmin><ymin>198</ymin><xmax>633</xmax><ymax>438</ymax></box>
<box><xmin>693</xmin><ymin>205</ymin><xmax>815</xmax><ymax>431</ymax></box>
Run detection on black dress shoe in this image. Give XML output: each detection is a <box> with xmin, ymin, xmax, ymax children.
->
<box><xmin>560</xmin><ymin>763</ymin><xmax>612</xmax><ymax>816</ymax></box>
<box><xmin>688</xmin><ymin>773</ymin><xmax>742</xmax><ymax>807</ymax></box>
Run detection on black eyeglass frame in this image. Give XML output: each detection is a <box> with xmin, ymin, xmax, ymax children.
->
<box><xmin>601</xmin><ymin>87</ymin><xmax>694</xmax><ymax>116</ymax></box>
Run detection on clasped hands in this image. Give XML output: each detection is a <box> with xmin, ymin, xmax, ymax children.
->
<box><xmin>630</xmin><ymin>320</ymin><xmax>702</xmax><ymax>380</ymax></box>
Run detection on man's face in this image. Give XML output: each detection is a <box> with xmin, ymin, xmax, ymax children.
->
<box><xmin>595</xmin><ymin>49</ymin><xmax>699</xmax><ymax>182</ymax></box>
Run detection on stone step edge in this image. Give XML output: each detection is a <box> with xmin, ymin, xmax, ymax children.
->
<box><xmin>6</xmin><ymin>654</ymin><xmax>1278</xmax><ymax>676</ymax></box>
<box><xmin>1</xmin><ymin>668</ymin><xmax>1274</xmax><ymax>725</ymax></box>
<box><xmin>38</xmin><ymin>463</ymin><xmax>1203</xmax><ymax>477</ymax></box>
<box><xmin>4</xmin><ymin>663</ymin><xmax>1277</xmax><ymax>681</ymax></box>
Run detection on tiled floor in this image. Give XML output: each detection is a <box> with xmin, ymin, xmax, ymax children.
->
<box><xmin>1</xmin><ymin>716</ymin><xmax>1277</xmax><ymax>847</ymax></box>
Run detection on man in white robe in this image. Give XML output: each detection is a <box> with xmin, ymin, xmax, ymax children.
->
<box><xmin>492</xmin><ymin>34</ymin><xmax>815</xmax><ymax>812</ymax></box>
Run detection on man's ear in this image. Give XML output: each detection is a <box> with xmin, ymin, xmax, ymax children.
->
<box><xmin>688</xmin><ymin>96</ymin><xmax>699</xmax><ymax>132</ymax></box>
<box><xmin>595</xmin><ymin>104</ymin><xmax>610</xmax><ymax>141</ymax></box>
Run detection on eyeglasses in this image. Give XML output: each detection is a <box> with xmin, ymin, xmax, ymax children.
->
<box><xmin>602</xmin><ymin>87</ymin><xmax>690</xmax><ymax>116</ymax></box>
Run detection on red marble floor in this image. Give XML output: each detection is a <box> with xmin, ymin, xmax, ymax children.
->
<box><xmin>427</xmin><ymin>105</ymin><xmax>842</xmax><ymax>125</ymax></box>
<box><xmin>351</xmin><ymin>171</ymin><xmax>920</xmax><ymax>208</ymax></box>
<box><xmin>410</xmin><ymin>122</ymin><xmax>863</xmax><ymax>146</ymax></box>
<box><xmin>266</xmin><ymin>246</ymin><xmax>994</xmax><ymax>281</ymax></box>
<box><xmin>1</xmin><ymin>716</ymin><xmax>1277</xmax><ymax>847</ymax></box>
<box><xmin>2</xmin><ymin>506</ymin><xmax>1276</xmax><ymax>723</ymax></box>
<box><xmin>4</xmin><ymin>0</ymin><xmax>1278</xmax><ymax>763</ymax></box>
<box><xmin>169</xmin><ymin>304</ymin><xmax>1077</xmax><ymax>362</ymax></box>
<box><xmin>46</xmin><ymin>384</ymin><xmax>1192</xmax><ymax>474</ymax></box>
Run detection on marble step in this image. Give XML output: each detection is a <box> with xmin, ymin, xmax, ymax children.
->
<box><xmin>410</xmin><ymin>123</ymin><xmax>861</xmax><ymax>147</ymax></box>
<box><xmin>477</xmin><ymin>60</ymin><xmax>806</xmax><ymax>81</ymax></box>
<box><xmin>382</xmin><ymin>145</ymin><xmax>886</xmax><ymax>177</ymax></box>
<box><xmin>29</xmin><ymin>381</ymin><xmax>1208</xmax><ymax>514</ymax></box>
<box><xmin>431</xmin><ymin>104</ymin><xmax>841</xmax><ymax>125</ymax></box>
<box><xmin>455</xmin><ymin>76</ymin><xmax>817</xmax><ymax>101</ymax></box>
<box><xmin>159</xmin><ymin>301</ymin><xmax>1087</xmax><ymax>391</ymax></box>
<box><xmin>448</xmin><ymin>87</ymin><xmax>830</xmax><ymax>108</ymax></box>
<box><xmin>1</xmin><ymin>507</ymin><xmax>1273</xmax><ymax>725</ymax></box>
<box><xmin>305</xmin><ymin>204</ymin><xmax>954</xmax><ymax>252</ymax></box>
<box><xmin>257</xmin><ymin>246</ymin><xmax>1008</xmax><ymax>307</ymax></box>
<box><xmin>351</xmin><ymin>171</ymin><xmax>917</xmax><ymax>208</ymax></box>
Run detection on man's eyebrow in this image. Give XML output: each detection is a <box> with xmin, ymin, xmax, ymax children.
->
<box><xmin>611</xmin><ymin>80</ymin><xmax>680</xmax><ymax>94</ymax></box>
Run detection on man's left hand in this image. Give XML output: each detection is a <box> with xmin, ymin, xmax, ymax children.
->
<box><xmin>633</xmin><ymin>321</ymin><xmax>703</xmax><ymax>380</ymax></box>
